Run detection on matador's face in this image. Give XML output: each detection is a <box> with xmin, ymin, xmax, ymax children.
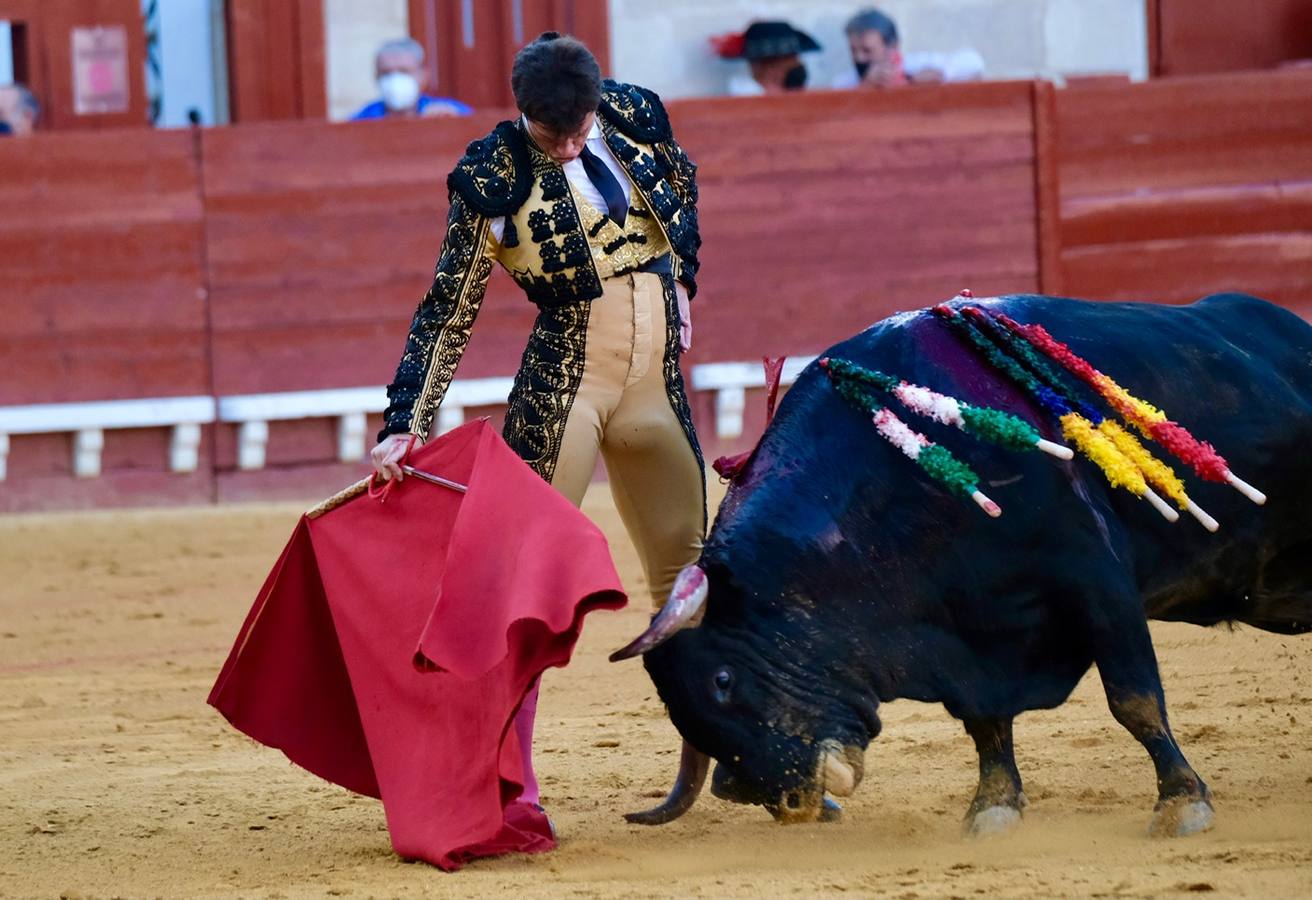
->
<box><xmin>525</xmin><ymin>112</ymin><xmax>594</xmax><ymax>164</ymax></box>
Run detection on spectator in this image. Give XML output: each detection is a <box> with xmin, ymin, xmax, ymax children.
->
<box><xmin>712</xmin><ymin>21</ymin><xmax>821</xmax><ymax>96</ymax></box>
<box><xmin>352</xmin><ymin>38</ymin><xmax>472</xmax><ymax>120</ymax></box>
<box><xmin>0</xmin><ymin>83</ymin><xmax>40</xmax><ymax>136</ymax></box>
<box><xmin>832</xmin><ymin>8</ymin><xmax>985</xmax><ymax>89</ymax></box>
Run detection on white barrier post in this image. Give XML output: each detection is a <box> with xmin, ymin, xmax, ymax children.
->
<box><xmin>73</xmin><ymin>428</ymin><xmax>104</xmax><ymax>478</ymax></box>
<box><xmin>237</xmin><ymin>421</ymin><xmax>269</xmax><ymax>470</ymax></box>
<box><xmin>715</xmin><ymin>387</ymin><xmax>746</xmax><ymax>440</ymax></box>
<box><xmin>337</xmin><ymin>411</ymin><xmax>367</xmax><ymax>462</ymax></box>
<box><xmin>437</xmin><ymin>405</ymin><xmax>465</xmax><ymax>435</ymax></box>
<box><xmin>170</xmin><ymin>423</ymin><xmax>203</xmax><ymax>473</ymax></box>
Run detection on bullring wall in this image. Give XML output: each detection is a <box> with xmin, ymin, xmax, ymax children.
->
<box><xmin>1</xmin><ymin>71</ymin><xmax>1309</xmax><ymax>511</ymax></box>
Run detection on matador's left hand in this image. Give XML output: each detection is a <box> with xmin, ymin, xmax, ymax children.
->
<box><xmin>675</xmin><ymin>282</ymin><xmax>693</xmax><ymax>352</ymax></box>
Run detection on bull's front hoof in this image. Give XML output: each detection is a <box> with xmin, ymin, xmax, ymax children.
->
<box><xmin>1149</xmin><ymin>797</ymin><xmax>1214</xmax><ymax>838</ymax></box>
<box><xmin>819</xmin><ymin>798</ymin><xmax>843</xmax><ymax>824</ymax></box>
<box><xmin>964</xmin><ymin>804</ymin><xmax>1023</xmax><ymax>837</ymax></box>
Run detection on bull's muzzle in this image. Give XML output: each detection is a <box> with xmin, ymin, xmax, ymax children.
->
<box><xmin>820</xmin><ymin>739</ymin><xmax>863</xmax><ymax>797</ymax></box>
<box><xmin>766</xmin><ymin>740</ymin><xmax>864</xmax><ymax>825</ymax></box>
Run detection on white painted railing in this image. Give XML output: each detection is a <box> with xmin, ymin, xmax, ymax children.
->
<box><xmin>0</xmin><ymin>396</ymin><xmax>216</xmax><ymax>480</ymax></box>
<box><xmin>689</xmin><ymin>357</ymin><xmax>815</xmax><ymax>439</ymax></box>
<box><xmin>0</xmin><ymin>360</ymin><xmax>816</xmax><ymax>480</ymax></box>
<box><xmin>213</xmin><ymin>379</ymin><xmax>517</xmax><ymax>470</ymax></box>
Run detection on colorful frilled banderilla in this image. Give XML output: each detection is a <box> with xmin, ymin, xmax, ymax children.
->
<box><xmin>820</xmin><ymin>357</ymin><xmax>1074</xmax><ymax>460</ymax></box>
<box><xmin>819</xmin><ymin>361</ymin><xmax>1002</xmax><ymax>517</ymax></box>
<box><xmin>992</xmin><ymin>312</ymin><xmax>1267</xmax><ymax>508</ymax></box>
<box><xmin>819</xmin><ymin>358</ymin><xmax>1080</xmax><ymax>518</ymax></box>
<box><xmin>933</xmin><ymin>303</ymin><xmax>1186</xmax><ymax>525</ymax></box>
<box><xmin>933</xmin><ymin>300</ymin><xmax>1253</xmax><ymax>532</ymax></box>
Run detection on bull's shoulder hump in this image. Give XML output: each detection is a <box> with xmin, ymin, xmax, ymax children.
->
<box><xmin>1194</xmin><ymin>292</ymin><xmax>1312</xmax><ymax>334</ymax></box>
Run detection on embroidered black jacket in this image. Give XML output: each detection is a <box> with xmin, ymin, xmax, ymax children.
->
<box><xmin>380</xmin><ymin>81</ymin><xmax>702</xmax><ymax>441</ymax></box>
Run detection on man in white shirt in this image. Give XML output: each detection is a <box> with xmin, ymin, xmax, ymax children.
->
<box><xmin>831</xmin><ymin>7</ymin><xmax>985</xmax><ymax>89</ymax></box>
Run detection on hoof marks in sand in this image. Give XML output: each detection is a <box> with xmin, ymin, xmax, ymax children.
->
<box><xmin>966</xmin><ymin>805</ymin><xmax>1023</xmax><ymax>837</ymax></box>
<box><xmin>1150</xmin><ymin>798</ymin><xmax>1214</xmax><ymax>838</ymax></box>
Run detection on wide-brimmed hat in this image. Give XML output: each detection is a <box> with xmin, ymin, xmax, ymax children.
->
<box><xmin>712</xmin><ymin>21</ymin><xmax>822</xmax><ymax>60</ymax></box>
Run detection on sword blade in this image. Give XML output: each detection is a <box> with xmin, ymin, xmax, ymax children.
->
<box><xmin>400</xmin><ymin>465</ymin><xmax>468</xmax><ymax>494</ymax></box>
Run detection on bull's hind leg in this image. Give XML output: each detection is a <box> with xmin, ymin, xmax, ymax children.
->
<box><xmin>1091</xmin><ymin>604</ymin><xmax>1214</xmax><ymax>837</ymax></box>
<box><xmin>1104</xmin><ymin>688</ymin><xmax>1213</xmax><ymax>836</ymax></box>
<box><xmin>962</xmin><ymin>717</ymin><xmax>1026</xmax><ymax>836</ymax></box>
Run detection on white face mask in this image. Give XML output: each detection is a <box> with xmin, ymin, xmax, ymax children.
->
<box><xmin>379</xmin><ymin>72</ymin><xmax>421</xmax><ymax>111</ymax></box>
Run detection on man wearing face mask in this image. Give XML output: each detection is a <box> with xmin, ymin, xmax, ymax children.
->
<box><xmin>0</xmin><ymin>83</ymin><xmax>40</xmax><ymax>136</ymax></box>
<box><xmin>713</xmin><ymin>20</ymin><xmax>820</xmax><ymax>96</ymax></box>
<box><xmin>370</xmin><ymin>33</ymin><xmax>705</xmax><ymax>814</ymax></box>
<box><xmin>832</xmin><ymin>7</ymin><xmax>985</xmax><ymax>90</ymax></box>
<box><xmin>352</xmin><ymin>37</ymin><xmax>472</xmax><ymax>120</ymax></box>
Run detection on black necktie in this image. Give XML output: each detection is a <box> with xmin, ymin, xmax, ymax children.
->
<box><xmin>579</xmin><ymin>144</ymin><xmax>628</xmax><ymax>227</ymax></box>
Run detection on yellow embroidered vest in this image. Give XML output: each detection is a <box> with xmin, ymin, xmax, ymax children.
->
<box><xmin>494</xmin><ymin>145</ymin><xmax>674</xmax><ymax>305</ymax></box>
<box><xmin>572</xmin><ymin>184</ymin><xmax>671</xmax><ymax>280</ymax></box>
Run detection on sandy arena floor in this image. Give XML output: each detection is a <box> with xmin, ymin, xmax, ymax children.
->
<box><xmin>1</xmin><ymin>484</ymin><xmax>1310</xmax><ymax>899</ymax></box>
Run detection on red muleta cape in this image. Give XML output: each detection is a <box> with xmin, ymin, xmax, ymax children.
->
<box><xmin>208</xmin><ymin>419</ymin><xmax>627</xmax><ymax>870</ymax></box>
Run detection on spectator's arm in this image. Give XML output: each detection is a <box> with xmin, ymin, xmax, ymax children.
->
<box><xmin>905</xmin><ymin>49</ymin><xmax>986</xmax><ymax>83</ymax></box>
<box><xmin>944</xmin><ymin>48</ymin><xmax>986</xmax><ymax>82</ymax></box>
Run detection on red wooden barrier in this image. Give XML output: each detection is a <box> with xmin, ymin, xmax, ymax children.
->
<box><xmin>672</xmin><ymin>81</ymin><xmax>1041</xmax><ymax>361</ymax></box>
<box><xmin>1053</xmin><ymin>70</ymin><xmax>1312</xmax><ymax>317</ymax></box>
<box><xmin>3</xmin><ymin>71</ymin><xmax>1310</xmax><ymax>511</ymax></box>
<box><xmin>199</xmin><ymin>112</ymin><xmax>535</xmax><ymax>399</ymax></box>
<box><xmin>0</xmin><ymin>129</ymin><xmax>208</xmax><ymax>405</ymax></box>
<box><xmin>195</xmin><ymin>84</ymin><xmax>1042</xmax><ymax>497</ymax></box>
<box><xmin>0</xmin><ymin>128</ymin><xmax>212</xmax><ymax>507</ymax></box>
<box><xmin>1149</xmin><ymin>0</ymin><xmax>1312</xmax><ymax>77</ymax></box>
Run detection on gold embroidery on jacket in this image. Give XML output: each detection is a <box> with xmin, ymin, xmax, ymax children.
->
<box><xmin>573</xmin><ymin>187</ymin><xmax>670</xmax><ymax>280</ymax></box>
<box><xmin>402</xmin><ymin>196</ymin><xmax>497</xmax><ymax>438</ymax></box>
<box><xmin>502</xmin><ymin>301</ymin><xmax>591</xmax><ymax>481</ymax></box>
<box><xmin>656</xmin><ymin>272</ymin><xmax>707</xmax><ymax>531</ymax></box>
<box><xmin>495</xmin><ymin>140</ymin><xmax>603</xmax><ymax>306</ymax></box>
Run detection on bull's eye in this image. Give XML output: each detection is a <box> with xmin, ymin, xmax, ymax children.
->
<box><xmin>712</xmin><ymin>667</ymin><xmax>733</xmax><ymax>706</ymax></box>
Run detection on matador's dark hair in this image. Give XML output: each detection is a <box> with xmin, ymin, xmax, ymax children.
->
<box><xmin>511</xmin><ymin>32</ymin><xmax>602</xmax><ymax>134</ymax></box>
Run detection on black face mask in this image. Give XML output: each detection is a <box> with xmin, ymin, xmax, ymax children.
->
<box><xmin>784</xmin><ymin>63</ymin><xmax>807</xmax><ymax>90</ymax></box>
<box><xmin>854</xmin><ymin>61</ymin><xmax>871</xmax><ymax>80</ymax></box>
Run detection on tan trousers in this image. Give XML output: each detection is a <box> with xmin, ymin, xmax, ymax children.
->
<box><xmin>546</xmin><ymin>272</ymin><xmax>705</xmax><ymax>609</ymax></box>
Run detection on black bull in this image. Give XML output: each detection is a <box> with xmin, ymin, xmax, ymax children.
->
<box><xmin>612</xmin><ymin>293</ymin><xmax>1312</xmax><ymax>836</ymax></box>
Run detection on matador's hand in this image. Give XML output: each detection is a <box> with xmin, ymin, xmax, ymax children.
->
<box><xmin>371</xmin><ymin>433</ymin><xmax>422</xmax><ymax>481</ymax></box>
<box><xmin>675</xmin><ymin>282</ymin><xmax>693</xmax><ymax>352</ymax></box>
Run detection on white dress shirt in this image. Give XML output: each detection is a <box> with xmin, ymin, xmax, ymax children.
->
<box><xmin>489</xmin><ymin>118</ymin><xmax>633</xmax><ymax>245</ymax></box>
<box><xmin>831</xmin><ymin>48</ymin><xmax>986</xmax><ymax>88</ymax></box>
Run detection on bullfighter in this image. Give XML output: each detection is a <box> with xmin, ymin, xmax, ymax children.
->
<box><xmin>368</xmin><ymin>32</ymin><xmax>707</xmax><ymax>813</ymax></box>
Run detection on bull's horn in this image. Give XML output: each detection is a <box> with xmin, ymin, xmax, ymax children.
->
<box><xmin>609</xmin><ymin>565</ymin><xmax>708</xmax><ymax>662</ymax></box>
<box><xmin>624</xmin><ymin>740</ymin><xmax>710</xmax><ymax>825</ymax></box>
